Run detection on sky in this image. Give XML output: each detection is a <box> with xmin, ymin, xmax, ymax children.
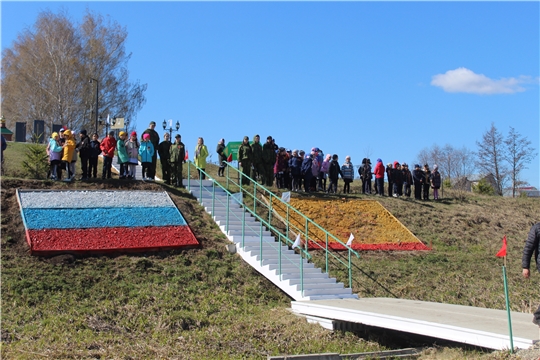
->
<box><xmin>2</xmin><ymin>1</ymin><xmax>539</xmax><ymax>188</ymax></box>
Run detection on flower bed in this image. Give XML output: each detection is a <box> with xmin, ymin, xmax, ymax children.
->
<box><xmin>274</xmin><ymin>198</ymin><xmax>429</xmax><ymax>251</ymax></box>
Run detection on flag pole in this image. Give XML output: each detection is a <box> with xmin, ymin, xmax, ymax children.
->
<box><xmin>502</xmin><ymin>261</ymin><xmax>514</xmax><ymax>353</ymax></box>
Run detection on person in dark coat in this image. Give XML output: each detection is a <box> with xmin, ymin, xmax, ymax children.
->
<box><xmin>274</xmin><ymin>147</ymin><xmax>289</xmax><ymax>189</ymax></box>
<box><xmin>301</xmin><ymin>154</ymin><xmax>313</xmax><ymax>193</ymax></box>
<box><xmin>76</xmin><ymin>129</ymin><xmax>91</xmax><ymax>180</ymax></box>
<box><xmin>238</xmin><ymin>136</ymin><xmax>253</xmax><ymax>185</ymax></box>
<box><xmin>251</xmin><ymin>134</ymin><xmax>264</xmax><ymax>183</ymax></box>
<box><xmin>326</xmin><ymin>154</ymin><xmax>343</xmax><ymax>194</ymax></box>
<box><xmin>386</xmin><ymin>163</ymin><xmax>394</xmax><ymax>197</ymax></box>
<box><xmin>142</xmin><ymin>121</ymin><xmax>160</xmax><ymax>180</ymax></box>
<box><xmin>412</xmin><ymin>164</ymin><xmax>423</xmax><ymax>200</ymax></box>
<box><xmin>216</xmin><ymin>138</ymin><xmax>226</xmax><ymax>177</ymax></box>
<box><xmin>522</xmin><ymin>222</ymin><xmax>540</xmax><ymax>326</ymax></box>
<box><xmin>158</xmin><ymin>133</ymin><xmax>172</xmax><ymax>184</ymax></box>
<box><xmin>422</xmin><ymin>164</ymin><xmax>431</xmax><ymax>200</ymax></box>
<box><xmin>169</xmin><ymin>134</ymin><xmax>186</xmax><ymax>187</ymax></box>
<box><xmin>402</xmin><ymin>163</ymin><xmax>413</xmax><ymax>198</ymax></box>
<box><xmin>431</xmin><ymin>164</ymin><xmax>442</xmax><ymax>200</ymax></box>
<box><xmin>392</xmin><ymin>161</ymin><xmax>403</xmax><ymax>197</ymax></box>
<box><xmin>88</xmin><ymin>133</ymin><xmax>101</xmax><ymax>179</ymax></box>
<box><xmin>288</xmin><ymin>150</ymin><xmax>302</xmax><ymax>191</ymax></box>
<box><xmin>262</xmin><ymin>136</ymin><xmax>275</xmax><ymax>187</ymax></box>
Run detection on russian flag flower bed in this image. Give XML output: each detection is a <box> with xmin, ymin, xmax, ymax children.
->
<box><xmin>17</xmin><ymin>190</ymin><xmax>199</xmax><ymax>255</ymax></box>
<box><xmin>274</xmin><ymin>198</ymin><xmax>429</xmax><ymax>251</ymax></box>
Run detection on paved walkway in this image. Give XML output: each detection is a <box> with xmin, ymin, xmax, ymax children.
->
<box><xmin>291</xmin><ymin>298</ymin><xmax>539</xmax><ymax>350</ymax></box>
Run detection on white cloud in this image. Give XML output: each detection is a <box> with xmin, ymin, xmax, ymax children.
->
<box><xmin>431</xmin><ymin>67</ymin><xmax>534</xmax><ymax>94</ymax></box>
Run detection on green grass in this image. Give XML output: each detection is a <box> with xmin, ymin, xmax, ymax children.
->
<box><xmin>1</xmin><ymin>145</ymin><xmax>538</xmax><ymax>359</ymax></box>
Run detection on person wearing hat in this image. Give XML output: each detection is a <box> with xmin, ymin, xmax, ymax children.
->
<box><xmin>412</xmin><ymin>164</ymin><xmax>423</xmax><ymax>200</ymax></box>
<box><xmin>262</xmin><ymin>136</ymin><xmax>275</xmax><ymax>187</ymax></box>
<box><xmin>88</xmin><ymin>133</ymin><xmax>101</xmax><ymax>179</ymax></box>
<box><xmin>238</xmin><ymin>136</ymin><xmax>253</xmax><ymax>185</ymax></box>
<box><xmin>170</xmin><ymin>134</ymin><xmax>186</xmax><ymax>187</ymax></box>
<box><xmin>402</xmin><ymin>163</ymin><xmax>413</xmax><ymax>198</ymax></box>
<box><xmin>142</xmin><ymin>121</ymin><xmax>160</xmax><ymax>180</ymax></box>
<box><xmin>116</xmin><ymin>131</ymin><xmax>129</xmax><ymax>179</ymax></box>
<box><xmin>430</xmin><ymin>164</ymin><xmax>441</xmax><ymax>200</ymax></box>
<box><xmin>56</xmin><ymin>127</ymin><xmax>67</xmax><ymax>180</ymax></box>
<box><xmin>47</xmin><ymin>132</ymin><xmax>63</xmax><ymax>180</ymax></box>
<box><xmin>125</xmin><ymin>131</ymin><xmax>139</xmax><ymax>179</ymax></box>
<box><xmin>100</xmin><ymin>131</ymin><xmax>117</xmax><ymax>179</ymax></box>
<box><xmin>76</xmin><ymin>129</ymin><xmax>91</xmax><ymax>180</ymax></box>
<box><xmin>158</xmin><ymin>133</ymin><xmax>172</xmax><ymax>184</ymax></box>
<box><xmin>251</xmin><ymin>135</ymin><xmax>264</xmax><ymax>184</ymax></box>
<box><xmin>61</xmin><ymin>129</ymin><xmax>76</xmax><ymax>181</ymax></box>
<box><xmin>216</xmin><ymin>138</ymin><xmax>226</xmax><ymax>177</ymax></box>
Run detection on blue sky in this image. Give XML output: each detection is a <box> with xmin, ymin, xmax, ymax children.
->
<box><xmin>2</xmin><ymin>1</ymin><xmax>539</xmax><ymax>187</ymax></box>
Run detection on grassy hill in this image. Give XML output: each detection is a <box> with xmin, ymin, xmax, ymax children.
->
<box><xmin>1</xmin><ymin>142</ymin><xmax>539</xmax><ymax>359</ymax></box>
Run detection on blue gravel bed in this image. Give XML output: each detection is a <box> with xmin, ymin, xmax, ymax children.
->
<box><xmin>18</xmin><ymin>190</ymin><xmax>175</xmax><ymax>209</ymax></box>
<box><xmin>23</xmin><ymin>207</ymin><xmax>187</xmax><ymax>229</ymax></box>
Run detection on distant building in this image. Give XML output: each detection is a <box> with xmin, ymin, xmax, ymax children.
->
<box><xmin>503</xmin><ymin>186</ymin><xmax>540</xmax><ymax>198</ymax></box>
<box><xmin>0</xmin><ymin>117</ymin><xmax>13</xmax><ymax>141</ymax></box>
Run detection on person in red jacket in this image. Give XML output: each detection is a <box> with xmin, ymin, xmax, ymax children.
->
<box><xmin>100</xmin><ymin>131</ymin><xmax>116</xmax><ymax>179</ymax></box>
<box><xmin>373</xmin><ymin>158</ymin><xmax>385</xmax><ymax>196</ymax></box>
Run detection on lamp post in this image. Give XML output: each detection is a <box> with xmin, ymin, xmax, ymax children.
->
<box><xmin>89</xmin><ymin>78</ymin><xmax>99</xmax><ymax>134</ymax></box>
<box><xmin>162</xmin><ymin>119</ymin><xmax>180</xmax><ymax>139</ymax></box>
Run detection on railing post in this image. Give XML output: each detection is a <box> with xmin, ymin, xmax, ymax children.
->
<box><xmin>278</xmin><ymin>234</ymin><xmax>282</xmax><ymax>280</ymax></box>
<box><xmin>269</xmin><ymin>195</ymin><xmax>273</xmax><ymax>224</ymax></box>
<box><xmin>187</xmin><ymin>161</ymin><xmax>191</xmax><ymax>191</ymax></box>
<box><xmin>226</xmin><ymin>193</ymin><xmax>230</xmax><ymax>233</ymax></box>
<box><xmin>348</xmin><ymin>248</ymin><xmax>352</xmax><ymax>289</ymax></box>
<box><xmin>300</xmin><ymin>251</ymin><xmax>304</xmax><ymax>297</ymax></box>
<box><xmin>259</xmin><ymin>221</ymin><xmax>263</xmax><ymax>266</ymax></box>
<box><xmin>212</xmin><ymin>181</ymin><xmax>216</xmax><ymax>215</ymax></box>
<box><xmin>286</xmin><ymin>206</ymin><xmax>289</xmax><ymax>241</ymax></box>
<box><xmin>226</xmin><ymin>163</ymin><xmax>229</xmax><ymax>190</ymax></box>
<box><xmin>253</xmin><ymin>182</ymin><xmax>257</xmax><ymax>214</ymax></box>
<box><xmin>242</xmin><ymin>205</ymin><xmax>246</xmax><ymax>248</ymax></box>
<box><xmin>325</xmin><ymin>232</ymin><xmax>329</xmax><ymax>273</ymax></box>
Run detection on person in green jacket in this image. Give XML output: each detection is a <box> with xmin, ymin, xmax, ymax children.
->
<box><xmin>238</xmin><ymin>136</ymin><xmax>253</xmax><ymax>185</ymax></box>
<box><xmin>262</xmin><ymin>136</ymin><xmax>275</xmax><ymax>187</ymax></box>
<box><xmin>116</xmin><ymin>131</ymin><xmax>129</xmax><ymax>179</ymax></box>
<box><xmin>170</xmin><ymin>134</ymin><xmax>186</xmax><ymax>187</ymax></box>
<box><xmin>194</xmin><ymin>137</ymin><xmax>209</xmax><ymax>179</ymax></box>
<box><xmin>251</xmin><ymin>134</ymin><xmax>264</xmax><ymax>183</ymax></box>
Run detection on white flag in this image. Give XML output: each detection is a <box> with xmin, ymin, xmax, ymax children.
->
<box><xmin>292</xmin><ymin>234</ymin><xmax>301</xmax><ymax>249</ymax></box>
<box><xmin>231</xmin><ymin>192</ymin><xmax>243</xmax><ymax>205</ymax></box>
<box><xmin>106</xmin><ymin>114</ymin><xmax>110</xmax><ymax>124</ymax></box>
<box><xmin>346</xmin><ymin>233</ymin><xmax>354</xmax><ymax>246</ymax></box>
<box><xmin>281</xmin><ymin>191</ymin><xmax>291</xmax><ymax>203</ymax></box>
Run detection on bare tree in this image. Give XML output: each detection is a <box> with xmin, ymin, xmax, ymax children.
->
<box><xmin>1</xmin><ymin>9</ymin><xmax>146</xmax><ymax>137</ymax></box>
<box><xmin>475</xmin><ymin>123</ymin><xmax>507</xmax><ymax>195</ymax></box>
<box><xmin>504</xmin><ymin>126</ymin><xmax>536</xmax><ymax>197</ymax></box>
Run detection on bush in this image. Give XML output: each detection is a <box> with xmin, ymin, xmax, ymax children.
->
<box><xmin>21</xmin><ymin>142</ymin><xmax>49</xmax><ymax>179</ymax></box>
<box><xmin>472</xmin><ymin>178</ymin><xmax>494</xmax><ymax>195</ymax></box>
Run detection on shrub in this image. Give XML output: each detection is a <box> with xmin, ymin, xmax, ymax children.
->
<box><xmin>472</xmin><ymin>178</ymin><xmax>494</xmax><ymax>195</ymax></box>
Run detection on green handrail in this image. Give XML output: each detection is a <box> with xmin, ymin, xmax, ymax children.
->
<box><xmin>184</xmin><ymin>161</ymin><xmax>313</xmax><ymax>295</ymax></box>
<box><xmin>222</xmin><ymin>162</ymin><xmax>360</xmax><ymax>289</ymax></box>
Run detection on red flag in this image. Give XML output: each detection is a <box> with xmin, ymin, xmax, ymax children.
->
<box><xmin>495</xmin><ymin>235</ymin><xmax>507</xmax><ymax>257</ymax></box>
<box><xmin>227</xmin><ymin>153</ymin><xmax>233</xmax><ymax>162</ymax></box>
<box><xmin>184</xmin><ymin>149</ymin><xmax>189</xmax><ymax>161</ymax></box>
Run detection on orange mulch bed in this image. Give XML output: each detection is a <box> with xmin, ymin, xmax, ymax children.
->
<box><xmin>273</xmin><ymin>198</ymin><xmax>430</xmax><ymax>251</ymax></box>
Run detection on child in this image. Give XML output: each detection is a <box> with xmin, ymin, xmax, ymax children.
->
<box><xmin>319</xmin><ymin>154</ymin><xmax>331</xmax><ymax>192</ymax></box>
<box><xmin>341</xmin><ymin>156</ymin><xmax>354</xmax><ymax>194</ymax></box>
<box><xmin>48</xmin><ymin>132</ymin><xmax>63</xmax><ymax>180</ymax></box>
<box><xmin>326</xmin><ymin>154</ymin><xmax>342</xmax><ymax>194</ymax></box>
<box><xmin>139</xmin><ymin>133</ymin><xmax>155</xmax><ymax>181</ymax></box>
<box><xmin>116</xmin><ymin>131</ymin><xmax>129</xmax><ymax>179</ymax></box>
<box><xmin>125</xmin><ymin>131</ymin><xmax>139</xmax><ymax>179</ymax></box>
<box><xmin>61</xmin><ymin>129</ymin><xmax>76</xmax><ymax>182</ymax></box>
<box><xmin>88</xmin><ymin>133</ymin><xmax>101</xmax><ymax>179</ymax></box>
<box><xmin>100</xmin><ymin>131</ymin><xmax>116</xmax><ymax>179</ymax></box>
<box><xmin>169</xmin><ymin>134</ymin><xmax>186</xmax><ymax>187</ymax></box>
<box><xmin>288</xmin><ymin>149</ymin><xmax>302</xmax><ymax>192</ymax></box>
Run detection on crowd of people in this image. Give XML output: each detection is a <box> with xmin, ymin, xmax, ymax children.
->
<box><xmin>44</xmin><ymin>124</ymin><xmax>442</xmax><ymax>200</ymax></box>
<box><xmin>230</xmin><ymin>134</ymin><xmax>442</xmax><ymax>200</ymax></box>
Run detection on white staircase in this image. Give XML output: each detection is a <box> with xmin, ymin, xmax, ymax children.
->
<box><xmin>184</xmin><ymin>179</ymin><xmax>358</xmax><ymax>301</ymax></box>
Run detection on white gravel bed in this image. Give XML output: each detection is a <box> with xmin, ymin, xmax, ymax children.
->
<box><xmin>18</xmin><ymin>190</ymin><xmax>175</xmax><ymax>209</ymax></box>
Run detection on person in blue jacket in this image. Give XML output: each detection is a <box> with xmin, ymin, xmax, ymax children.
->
<box><xmin>139</xmin><ymin>133</ymin><xmax>155</xmax><ymax>181</ymax></box>
<box><xmin>300</xmin><ymin>154</ymin><xmax>313</xmax><ymax>193</ymax></box>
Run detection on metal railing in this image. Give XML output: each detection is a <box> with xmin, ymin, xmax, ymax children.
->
<box><xmin>185</xmin><ymin>161</ymin><xmax>313</xmax><ymax>295</ymax></box>
<box><xmin>187</xmin><ymin>161</ymin><xmax>359</xmax><ymax>290</ymax></box>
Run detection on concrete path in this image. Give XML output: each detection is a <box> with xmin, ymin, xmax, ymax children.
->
<box><xmin>291</xmin><ymin>298</ymin><xmax>539</xmax><ymax>350</ymax></box>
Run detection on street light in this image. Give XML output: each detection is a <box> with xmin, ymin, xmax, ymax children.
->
<box><xmin>89</xmin><ymin>78</ymin><xmax>99</xmax><ymax>134</ymax></box>
<box><xmin>125</xmin><ymin>118</ymin><xmax>130</xmax><ymax>132</ymax></box>
<box><xmin>99</xmin><ymin>116</ymin><xmax>115</xmax><ymax>137</ymax></box>
<box><xmin>162</xmin><ymin>119</ymin><xmax>180</xmax><ymax>139</ymax></box>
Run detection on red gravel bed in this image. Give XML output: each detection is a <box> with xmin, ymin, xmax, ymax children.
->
<box><xmin>27</xmin><ymin>226</ymin><xmax>199</xmax><ymax>255</ymax></box>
